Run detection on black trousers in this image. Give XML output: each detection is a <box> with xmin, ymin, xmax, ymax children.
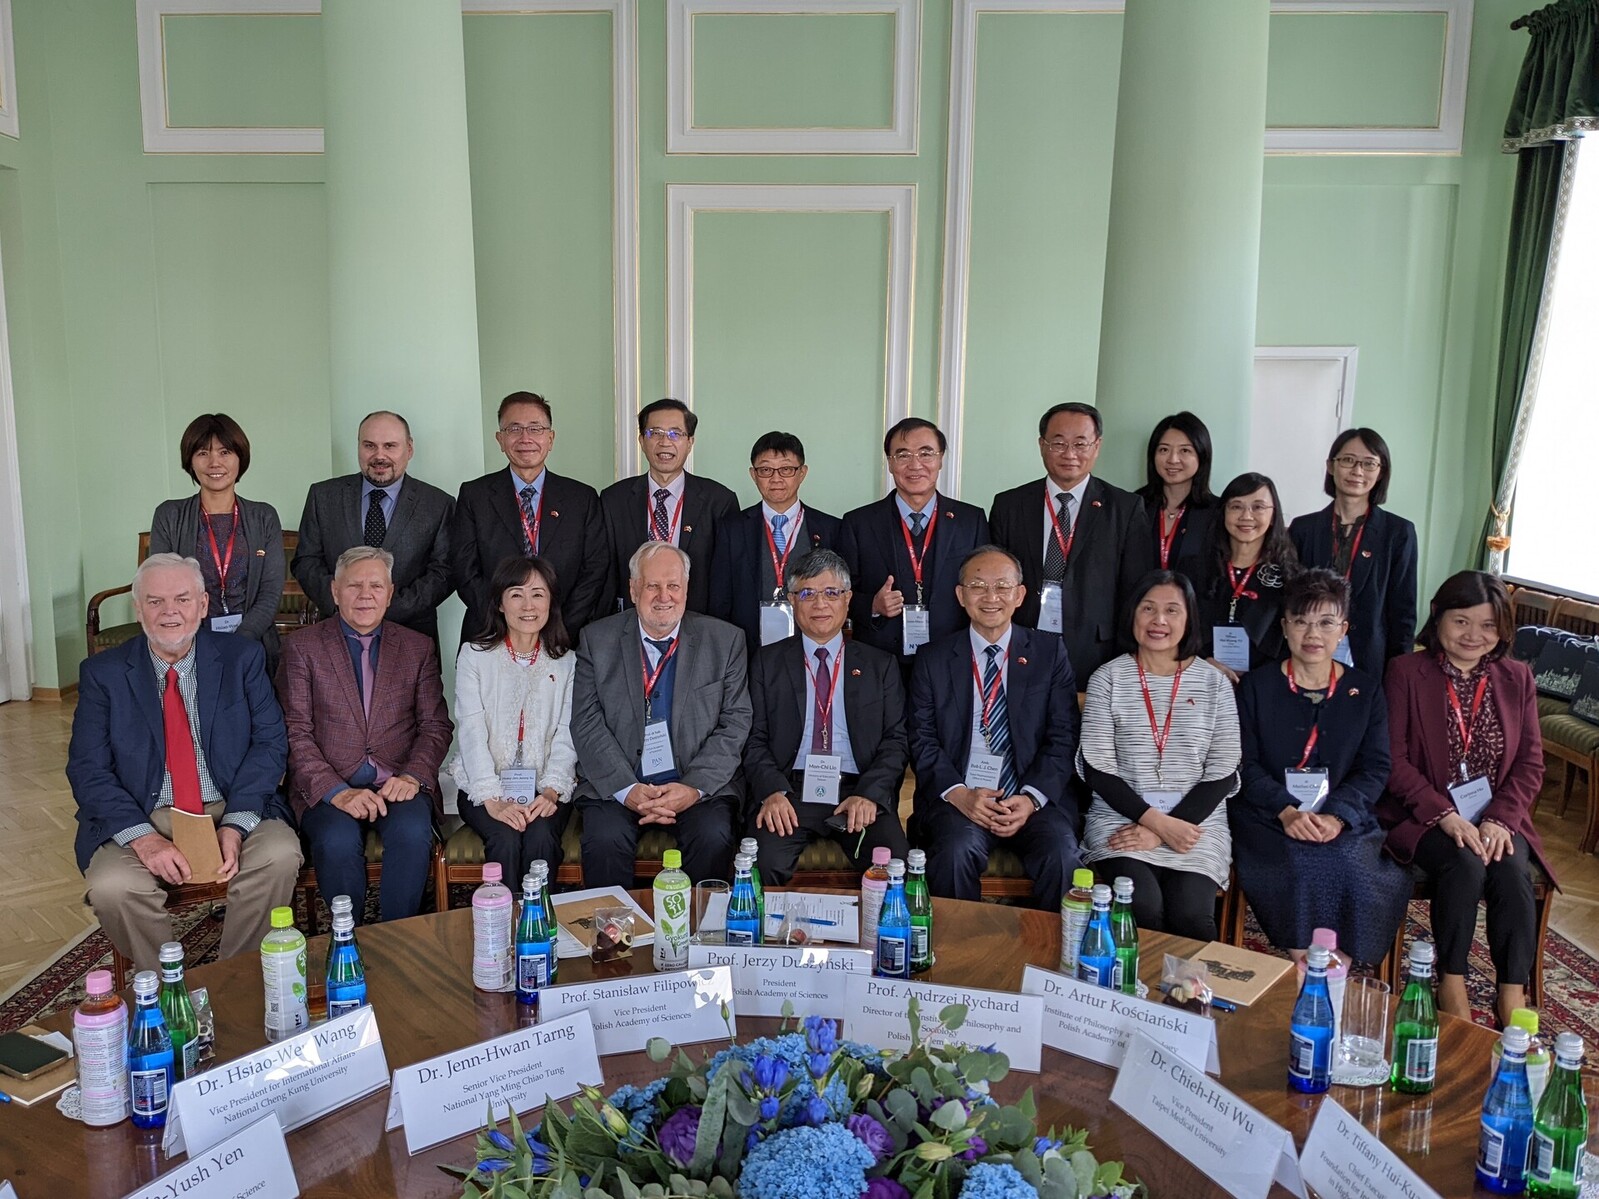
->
<box><xmin>1411</xmin><ymin>826</ymin><xmax>1535</xmax><ymax>985</ymax></box>
<box><xmin>914</xmin><ymin>800</ymin><xmax>1081</xmax><ymax>911</ymax></box>
<box><xmin>577</xmin><ymin>794</ymin><xmax>739</xmax><ymax>889</ymax></box>
<box><xmin>1094</xmin><ymin>857</ymin><xmax>1219</xmax><ymax>942</ymax></box>
<box><xmin>747</xmin><ymin>773</ymin><xmax>909</xmax><ymax>885</ymax></box>
<box><xmin>458</xmin><ymin>793</ymin><xmax>572</xmax><ymax>890</ymax></box>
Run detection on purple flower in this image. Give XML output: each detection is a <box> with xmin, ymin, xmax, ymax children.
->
<box><xmin>475</xmin><ymin>1159</ymin><xmax>512</xmax><ymax>1175</ymax></box>
<box><xmin>752</xmin><ymin>1054</ymin><xmax>790</xmax><ymax>1093</ymax></box>
<box><xmin>800</xmin><ymin>1095</ymin><xmax>830</xmax><ymax>1126</ymax></box>
<box><xmin>760</xmin><ymin>1096</ymin><xmax>780</xmax><ymax>1121</ymax></box>
<box><xmin>658</xmin><ymin>1105</ymin><xmax>702</xmax><ymax>1166</ymax></box>
<box><xmin>863</xmin><ymin>1180</ymin><xmax>912</xmax><ymax>1199</ymax></box>
<box><xmin>808</xmin><ymin>1052</ymin><xmax>831</xmax><ymax>1079</ymax></box>
<box><xmin>1033</xmin><ymin>1135</ymin><xmax>1062</xmax><ymax>1156</ymax></box>
<box><xmin>486</xmin><ymin>1129</ymin><xmax>514</xmax><ymax>1153</ymax></box>
<box><xmin>846</xmin><ymin>1113</ymin><xmax>894</xmax><ymax>1163</ymax></box>
<box><xmin>960</xmin><ymin>1134</ymin><xmax>988</xmax><ymax>1162</ymax></box>
<box><xmin>804</xmin><ymin>1015</ymin><xmax>838</xmax><ymax>1054</ymax></box>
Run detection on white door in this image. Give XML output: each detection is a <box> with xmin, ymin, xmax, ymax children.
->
<box><xmin>0</xmin><ymin>232</ymin><xmax>32</xmax><ymax>703</ymax></box>
<box><xmin>1251</xmin><ymin>347</ymin><xmax>1359</xmax><ymax>524</ymax></box>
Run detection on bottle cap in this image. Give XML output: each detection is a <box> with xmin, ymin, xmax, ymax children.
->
<box><xmin>483</xmin><ymin>862</ymin><xmax>503</xmax><ymax>883</ymax></box>
<box><xmin>330</xmin><ymin>895</ymin><xmax>353</xmax><ymax>915</ymax></box>
<box><xmin>159</xmin><ymin>941</ymin><xmax>183</xmax><ymax>964</ymax></box>
<box><xmin>735</xmin><ymin>852</ymin><xmax>754</xmax><ymax>871</ymax></box>
<box><xmin>887</xmin><ymin>858</ymin><xmax>905</xmax><ymax>878</ymax></box>
<box><xmin>1510</xmin><ymin>1008</ymin><xmax>1540</xmax><ymax>1035</ymax></box>
<box><xmin>332</xmin><ymin>911</ymin><xmax>355</xmax><ymax>933</ymax></box>
<box><xmin>1072</xmin><ymin>868</ymin><xmax>1095</xmax><ymax>889</ymax></box>
<box><xmin>1092</xmin><ymin>884</ymin><xmax>1112</xmax><ymax>905</ymax></box>
<box><xmin>872</xmin><ymin>847</ymin><xmax>891</xmax><ymax>865</ymax></box>
<box><xmin>740</xmin><ymin>838</ymin><xmax>759</xmax><ymax>855</ymax></box>
<box><xmin>1503</xmin><ymin>1026</ymin><xmax>1530</xmax><ymax>1055</ymax></box>
<box><xmin>1306</xmin><ymin>945</ymin><xmax>1331</xmax><ymax>970</ymax></box>
<box><xmin>1554</xmin><ymin>1032</ymin><xmax>1584</xmax><ymax>1063</ymax></box>
<box><xmin>1311</xmin><ymin>928</ymin><xmax>1339</xmax><ymax>951</ymax></box>
<box><xmin>132</xmin><ymin>970</ymin><xmax>160</xmax><ymax>998</ymax></box>
<box><xmin>907</xmin><ymin>848</ymin><xmax>927</xmax><ymax>869</ymax></box>
<box><xmin>530</xmin><ymin>859</ymin><xmax>549</xmax><ymax>877</ymax></box>
<box><xmin>270</xmin><ymin>906</ymin><xmax>294</xmax><ymax>929</ymax></box>
<box><xmin>85</xmin><ymin>970</ymin><xmax>114</xmax><ymax>997</ymax></box>
<box><xmin>1113</xmin><ymin>875</ymin><xmax>1133</xmax><ymax>899</ymax></box>
<box><xmin>662</xmin><ymin>849</ymin><xmax>683</xmax><ymax>869</ymax></box>
<box><xmin>1408</xmin><ymin>940</ymin><xmax>1435</xmax><ymax>967</ymax></box>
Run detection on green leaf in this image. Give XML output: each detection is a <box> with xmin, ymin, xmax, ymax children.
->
<box><xmin>689</xmin><ymin>1072</ymin><xmax>729</xmax><ymax>1175</ymax></box>
<box><xmin>780</xmin><ymin>998</ymin><xmax>795</xmax><ymax>1020</ymax></box>
<box><xmin>709</xmin><ymin>1177</ymin><xmax>735</xmax><ymax>1198</ymax></box>
<box><xmin>1017</xmin><ymin>1088</ymin><xmax>1037</xmax><ymax>1122</ymax></box>
<box><xmin>461</xmin><ymin>1182</ymin><xmax>482</xmax><ymax>1199</ymax></box>
<box><xmin>907</xmin><ymin>995</ymin><xmax>922</xmax><ymax>1044</ymax></box>
<box><xmin>616</xmin><ymin>1169</ymin><xmax>642</xmax><ymax>1199</ymax></box>
<box><xmin>930</xmin><ymin>1100</ymin><xmax>967</xmax><ymax>1132</ymax></box>
<box><xmin>883</xmin><ymin>1087</ymin><xmax>919</xmax><ymax>1130</ymax></box>
<box><xmin>939</xmin><ymin>1003</ymin><xmax>967</xmax><ymax>1032</ymax></box>
<box><xmin>724</xmin><ymin>1087</ymin><xmax>759</xmax><ymax>1126</ymax></box>
<box><xmin>646</xmin><ymin>1036</ymin><xmax>673</xmax><ymax>1062</ymax></box>
<box><xmin>507</xmin><ymin>1105</ymin><xmax>527</xmax><ymax>1151</ymax></box>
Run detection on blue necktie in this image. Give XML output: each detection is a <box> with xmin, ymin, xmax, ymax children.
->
<box><xmin>772</xmin><ymin>512</ymin><xmax>788</xmax><ymax>554</ymax></box>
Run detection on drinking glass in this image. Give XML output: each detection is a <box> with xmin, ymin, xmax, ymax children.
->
<box><xmin>691</xmin><ymin>880</ymin><xmax>730</xmax><ymax>944</ymax></box>
<box><xmin>1338</xmin><ymin>976</ymin><xmax>1391</xmax><ymax>1071</ymax></box>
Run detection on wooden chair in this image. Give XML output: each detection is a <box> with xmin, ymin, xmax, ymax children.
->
<box><xmin>1553</xmin><ymin>598</ymin><xmax>1599</xmax><ymax>638</ymax></box>
<box><xmin>1511</xmin><ymin>588</ymin><xmax>1562</xmax><ymax>631</ymax></box>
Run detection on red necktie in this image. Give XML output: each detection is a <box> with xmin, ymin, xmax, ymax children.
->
<box><xmin>163</xmin><ymin>668</ymin><xmax>205</xmax><ymax>814</ymax></box>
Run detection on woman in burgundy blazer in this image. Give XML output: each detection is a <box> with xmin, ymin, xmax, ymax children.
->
<box><xmin>1377</xmin><ymin>570</ymin><xmax>1550</xmax><ymax>1026</ymax></box>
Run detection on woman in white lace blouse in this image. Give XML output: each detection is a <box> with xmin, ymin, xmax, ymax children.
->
<box><xmin>451</xmin><ymin>555</ymin><xmax>578</xmax><ymax>886</ymax></box>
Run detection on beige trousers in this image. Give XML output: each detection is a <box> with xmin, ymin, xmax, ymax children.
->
<box><xmin>84</xmin><ymin>802</ymin><xmax>303</xmax><ymax>976</ymax></box>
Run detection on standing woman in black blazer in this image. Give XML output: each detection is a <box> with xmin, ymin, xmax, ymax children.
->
<box><xmin>1135</xmin><ymin>412</ymin><xmax>1219</xmax><ymax>573</ymax></box>
<box><xmin>1289</xmin><ymin>428</ymin><xmax>1418</xmax><ymax>675</ymax></box>
<box><xmin>149</xmin><ymin>413</ymin><xmax>285</xmax><ymax>670</ymax></box>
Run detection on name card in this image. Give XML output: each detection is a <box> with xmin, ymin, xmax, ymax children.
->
<box><xmin>1020</xmin><ymin>966</ymin><xmax>1220</xmax><ymax>1073</ymax></box>
<box><xmin>385</xmin><ymin>1010</ymin><xmax>603</xmax><ymax>1155</ymax></box>
<box><xmin>1110</xmin><ymin>1031</ymin><xmax>1304</xmax><ymax>1199</ymax></box>
<box><xmin>537</xmin><ymin>966</ymin><xmax>736</xmax><ymax>1057</ymax></box>
<box><xmin>164</xmin><ymin>1006</ymin><xmax>389</xmax><ymax>1158</ymax></box>
<box><xmin>1299</xmin><ymin>1097</ymin><xmax>1442</xmax><ymax>1199</ymax></box>
<box><xmin>842</xmin><ymin>975</ymin><xmax>1043</xmax><ymax>1073</ymax></box>
<box><xmin>126</xmin><ymin>1116</ymin><xmax>298</xmax><ymax>1199</ymax></box>
<box><xmin>687</xmin><ymin>945</ymin><xmax>872</xmax><ymax>1018</ymax></box>
<box><xmin>2</xmin><ymin>1183</ymin><xmax>17</xmax><ymax>1199</ymax></box>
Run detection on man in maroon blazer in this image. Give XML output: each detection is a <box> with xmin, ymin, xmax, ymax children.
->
<box><xmin>276</xmin><ymin>545</ymin><xmax>453</xmax><ymax>923</ymax></box>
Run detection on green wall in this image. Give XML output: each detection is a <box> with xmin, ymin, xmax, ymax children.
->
<box><xmin>0</xmin><ymin>0</ymin><xmax>1526</xmax><ymax>689</ymax></box>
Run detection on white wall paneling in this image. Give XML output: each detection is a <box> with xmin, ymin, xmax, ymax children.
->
<box><xmin>1251</xmin><ymin>346</ymin><xmax>1360</xmax><ymax>522</ymax></box>
<box><xmin>0</xmin><ymin>0</ymin><xmax>18</xmax><ymax>140</ymax></box>
<box><xmin>0</xmin><ymin>231</ymin><xmax>33</xmax><ymax>697</ymax></box>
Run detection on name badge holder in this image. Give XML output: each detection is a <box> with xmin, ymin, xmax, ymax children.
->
<box><xmin>209</xmin><ymin>613</ymin><xmax>243</xmax><ymax>634</ymax></box>
<box><xmin>967</xmin><ymin>652</ymin><xmax>1010</xmax><ymax>793</ymax></box>
<box><xmin>1136</xmin><ymin>658</ymin><xmax>1184</xmax><ymax>807</ymax></box>
<box><xmin>1211</xmin><ymin>626</ymin><xmax>1251</xmax><ymax>674</ymax></box>
<box><xmin>1445</xmin><ymin>673</ymin><xmax>1491</xmax><ymax>823</ymax></box>
<box><xmin>902</xmin><ymin>605</ymin><xmax>931</xmax><ymax>655</ymax></box>
<box><xmin>1038</xmin><ymin>581</ymin><xmax>1064</xmax><ymax>634</ymax></box>
<box><xmin>1449</xmin><ymin>776</ymin><xmax>1493</xmax><ymax>823</ymax></box>
<box><xmin>965</xmin><ymin>754</ymin><xmax>1005</xmax><ymax>792</ymax></box>
<box><xmin>803</xmin><ymin>754</ymin><xmax>842</xmax><ymax>805</ymax></box>
<box><xmin>500</xmin><ymin>768</ymin><xmax>540</xmax><ymax>805</ymax></box>
<box><xmin>640</xmin><ymin>640</ymin><xmax>678</xmax><ymax>779</ymax></box>
<box><xmin>759</xmin><ymin>601</ymin><xmax>795</xmax><ymax>646</ymax></box>
<box><xmin>200</xmin><ymin>502</ymin><xmax>242</xmax><ymax>636</ymax></box>
<box><xmin>1284</xmin><ymin>769</ymin><xmax>1329</xmax><ymax>812</ymax></box>
<box><xmin>1142</xmin><ymin>789</ymin><xmax>1182</xmax><ymax>814</ymax></box>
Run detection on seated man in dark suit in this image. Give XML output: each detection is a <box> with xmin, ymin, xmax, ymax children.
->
<box><xmin>69</xmin><ymin>554</ymin><xmax>303</xmax><ymax>974</ymax></box>
<box><xmin>715</xmin><ymin>431</ymin><xmax>841</xmax><ymax>655</ymax></box>
<box><xmin>452</xmin><ymin>391</ymin><xmax>611</xmax><ymax>641</ymax></box>
<box><xmin>909</xmin><ymin>546</ymin><xmax>1082</xmax><ymax>909</ymax></box>
<box><xmin>839</xmin><ymin>418</ymin><xmax>989</xmax><ymax>677</ymax></box>
<box><xmin>292</xmin><ymin>410</ymin><xmax>455</xmax><ymax>642</ymax></box>
<box><xmin>599</xmin><ymin>398</ymin><xmax>739</xmax><ymax>617</ymax></box>
<box><xmin>571</xmin><ymin>542</ymin><xmax>750</xmax><ymax>888</ymax></box>
<box><xmin>744</xmin><ymin>549</ymin><xmax>908</xmax><ymax>885</ymax></box>
<box><xmin>988</xmin><ymin>402</ymin><xmax>1151</xmax><ymax>683</ymax></box>
<box><xmin>277</xmin><ymin>546</ymin><xmax>453</xmax><ymax>923</ymax></box>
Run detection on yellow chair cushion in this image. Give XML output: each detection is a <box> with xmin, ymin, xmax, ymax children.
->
<box><xmin>1541</xmin><ymin>713</ymin><xmax>1599</xmax><ymax>755</ymax></box>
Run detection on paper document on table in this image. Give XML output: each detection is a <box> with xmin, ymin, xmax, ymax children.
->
<box><xmin>1187</xmin><ymin>941</ymin><xmax>1293</xmax><ymax>1008</ymax></box>
<box><xmin>762</xmin><ymin>891</ymin><xmax>860</xmax><ymax>944</ymax></box>
<box><xmin>552</xmin><ymin>887</ymin><xmax>656</xmax><ymax>959</ymax></box>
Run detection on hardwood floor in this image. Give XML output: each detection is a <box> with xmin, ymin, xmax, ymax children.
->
<box><xmin>3</xmin><ymin>695</ymin><xmax>1598</xmax><ymax>999</ymax></box>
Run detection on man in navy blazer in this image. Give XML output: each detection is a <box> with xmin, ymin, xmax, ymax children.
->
<box><xmin>839</xmin><ymin>418</ymin><xmax>989</xmax><ymax>676</ymax></box>
<box><xmin>68</xmin><ymin>554</ymin><xmax>302</xmax><ymax>975</ymax></box>
<box><xmin>714</xmin><ymin>431</ymin><xmax>841</xmax><ymax>655</ymax></box>
<box><xmin>908</xmin><ymin>546</ymin><xmax>1082</xmax><ymax>909</ymax></box>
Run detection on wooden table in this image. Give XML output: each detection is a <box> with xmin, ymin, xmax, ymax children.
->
<box><xmin>0</xmin><ymin>896</ymin><xmax>1521</xmax><ymax>1197</ymax></box>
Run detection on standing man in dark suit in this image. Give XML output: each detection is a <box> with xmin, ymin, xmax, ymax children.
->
<box><xmin>839</xmin><ymin>418</ymin><xmax>989</xmax><ymax>675</ymax></box>
<box><xmin>599</xmin><ymin>398</ymin><xmax>739</xmax><ymax>617</ymax></box>
<box><xmin>452</xmin><ymin>391</ymin><xmax>611</xmax><ymax>641</ymax></box>
<box><xmin>69</xmin><ymin>554</ymin><xmax>303</xmax><ymax>975</ymax></box>
<box><xmin>716</xmin><ymin>431</ymin><xmax>841</xmax><ymax>654</ymax></box>
<box><xmin>292</xmin><ymin>410</ymin><xmax>455</xmax><ymax>642</ymax></box>
<box><xmin>908</xmin><ymin>546</ymin><xmax>1082</xmax><ymax>909</ymax></box>
<box><xmin>277</xmin><ymin>546</ymin><xmax>454</xmax><ymax>924</ymax></box>
<box><xmin>744</xmin><ymin>549</ymin><xmax>908</xmax><ymax>884</ymax></box>
<box><xmin>988</xmin><ymin>402</ymin><xmax>1151</xmax><ymax>683</ymax></box>
<box><xmin>571</xmin><ymin>542</ymin><xmax>750</xmax><ymax>888</ymax></box>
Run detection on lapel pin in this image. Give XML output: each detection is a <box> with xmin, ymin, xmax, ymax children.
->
<box><xmin>1092</xmin><ymin>500</ymin><xmax>1102</xmax><ymax>508</ymax></box>
<box><xmin>684</xmin><ymin>524</ymin><xmax>693</xmax><ymax>534</ymax></box>
<box><xmin>1361</xmin><ymin>549</ymin><xmax>1372</xmax><ymax>558</ymax></box>
<box><xmin>1016</xmin><ymin>657</ymin><xmax>1028</xmax><ymax>666</ymax></box>
<box><xmin>550</xmin><ymin>510</ymin><xmax>559</xmax><ymax>519</ymax></box>
<box><xmin>1348</xmin><ymin>687</ymin><xmax>1360</xmax><ymax>696</ymax></box>
<box><xmin>851</xmin><ymin>669</ymin><xmax>862</xmax><ymax>677</ymax></box>
<box><xmin>1186</xmin><ymin>697</ymin><xmax>1195</xmax><ymax>705</ymax></box>
<box><xmin>255</xmin><ymin>549</ymin><xmax>266</xmax><ymax>556</ymax></box>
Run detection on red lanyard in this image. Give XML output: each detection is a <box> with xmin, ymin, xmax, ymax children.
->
<box><xmin>516</xmin><ymin>483</ymin><xmax>545</xmax><ymax>553</ymax></box>
<box><xmin>898</xmin><ymin>504</ymin><xmax>937</xmax><ymax>601</ymax></box>
<box><xmin>200</xmin><ymin>502</ymin><xmax>241</xmax><ymax>614</ymax></box>
<box><xmin>970</xmin><ymin>649</ymin><xmax>1007</xmax><ymax>738</ymax></box>
<box><xmin>1226</xmin><ymin>562</ymin><xmax>1258</xmax><ymax>622</ymax></box>
<box><xmin>648</xmin><ymin>488</ymin><xmax>686</xmax><ymax>543</ymax></box>
<box><xmin>641</xmin><ymin>637</ymin><xmax>678</xmax><ymax>702</ymax></box>
<box><xmin>1045</xmin><ymin>488</ymin><xmax>1076</xmax><ymax>567</ymax></box>
<box><xmin>1286</xmin><ymin>660</ymin><xmax>1339</xmax><ymax>768</ymax></box>
<box><xmin>804</xmin><ymin>644</ymin><xmax>844</xmax><ymax>752</ymax></box>
<box><xmin>1136</xmin><ymin>657</ymin><xmax>1184</xmax><ymax>765</ymax></box>
<box><xmin>1446</xmin><ymin>671</ymin><xmax>1489</xmax><ymax>778</ymax></box>
<box><xmin>1333</xmin><ymin>511</ymin><xmax>1366</xmax><ymax>581</ymax></box>
<box><xmin>1157</xmin><ymin>505</ymin><xmax>1184</xmax><ymax>570</ymax></box>
<box><xmin>763</xmin><ymin>506</ymin><xmax>802</xmax><ymax>599</ymax></box>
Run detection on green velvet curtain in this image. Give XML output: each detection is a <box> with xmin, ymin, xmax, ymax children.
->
<box><xmin>1485</xmin><ymin>0</ymin><xmax>1598</xmax><ymax>568</ymax></box>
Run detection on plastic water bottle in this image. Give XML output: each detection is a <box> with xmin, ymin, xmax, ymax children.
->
<box><xmin>157</xmin><ymin>941</ymin><xmax>200</xmax><ymax>1081</ymax></box>
<box><xmin>875</xmin><ymin>859</ymin><xmax>912</xmax><ymax>979</ymax></box>
<box><xmin>1110</xmin><ymin>876</ymin><xmax>1139</xmax><ymax>994</ymax></box>
<box><xmin>1529</xmin><ymin>1033</ymin><xmax>1588</xmax><ymax>1198</ymax></box>
<box><xmin>1305</xmin><ymin>928</ymin><xmax>1348</xmax><ymax>1047</ymax></box>
<box><xmin>906</xmin><ymin>848</ymin><xmax>934</xmax><ymax>973</ymax></box>
<box><xmin>1390</xmin><ymin>940</ymin><xmax>1438</xmax><ymax>1094</ymax></box>
<box><xmin>1494</xmin><ymin>1008</ymin><xmax>1553</xmax><ymax>1107</ymax></box>
<box><xmin>74</xmin><ymin>969</ymin><xmax>129</xmax><ymax>1127</ymax></box>
<box><xmin>472</xmin><ymin>862</ymin><xmax>515</xmax><ymax>992</ymax></box>
<box><xmin>653</xmin><ymin>849</ymin><xmax>691</xmax><ymax>968</ymax></box>
<box><xmin>861</xmin><ymin>847</ymin><xmax>891</xmax><ymax>950</ymax></box>
<box><xmin>1288</xmin><ymin>944</ymin><xmax>1335</xmax><ymax>1094</ymax></box>
<box><xmin>261</xmin><ymin>905</ymin><xmax>308</xmax><ymax>1042</ymax></box>
<box><xmin>1058</xmin><ymin>868</ymin><xmax>1095</xmax><ymax>974</ymax></box>
<box><xmin>739</xmin><ymin>836</ymin><xmax>766</xmax><ymax>935</ymax></box>
<box><xmin>727</xmin><ymin>853</ymin><xmax>761</xmax><ymax>946</ymax></box>
<box><xmin>1478</xmin><ymin>1025</ymin><xmax>1536</xmax><ymax>1193</ymax></box>
<box><xmin>517</xmin><ymin>866</ymin><xmax>557</xmax><ymax>1005</ymax></box>
<box><xmin>326</xmin><ymin>906</ymin><xmax>368</xmax><ymax>1018</ymax></box>
<box><xmin>1077</xmin><ymin>884</ymin><xmax>1117</xmax><ymax>988</ymax></box>
<box><xmin>127</xmin><ymin>970</ymin><xmax>174</xmax><ymax>1130</ymax></box>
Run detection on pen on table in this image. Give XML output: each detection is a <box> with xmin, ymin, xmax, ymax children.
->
<box><xmin>0</xmin><ymin>1089</ymin><xmax>12</xmax><ymax>1103</ymax></box>
<box><xmin>764</xmin><ymin>914</ymin><xmax>841</xmax><ymax>926</ymax></box>
<box><xmin>1157</xmin><ymin>982</ymin><xmax>1237</xmax><ymax>1012</ymax></box>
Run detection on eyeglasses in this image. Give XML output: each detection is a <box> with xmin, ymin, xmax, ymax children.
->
<box><xmin>791</xmin><ymin>586</ymin><xmax>847</xmax><ymax>602</ymax></box>
<box><xmin>752</xmin><ymin>465</ymin><xmax>801</xmax><ymax>479</ymax></box>
<box><xmin>961</xmin><ymin>581</ymin><xmax>1018</xmax><ymax>597</ymax></box>
<box><xmin>1332</xmin><ymin>455</ymin><xmax>1381</xmax><ymax>473</ymax></box>
<box><xmin>1286</xmin><ymin>616</ymin><xmax>1346</xmax><ymax>634</ymax></box>
<box><xmin>1224</xmin><ymin>502</ymin><xmax>1275</xmax><ymax>517</ymax></box>
<box><xmin>644</xmin><ymin>427</ymin><xmax>688</xmax><ymax>441</ymax></box>
<box><xmin>499</xmin><ymin>423</ymin><xmax>551</xmax><ymax>438</ymax></box>
<box><xmin>889</xmin><ymin>448</ymin><xmax>942</xmax><ymax>465</ymax></box>
<box><xmin>1042</xmin><ymin>437</ymin><xmax>1100</xmax><ymax>455</ymax></box>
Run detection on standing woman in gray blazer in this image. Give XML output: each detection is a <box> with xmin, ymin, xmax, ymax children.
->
<box><xmin>149</xmin><ymin>413</ymin><xmax>286</xmax><ymax>671</ymax></box>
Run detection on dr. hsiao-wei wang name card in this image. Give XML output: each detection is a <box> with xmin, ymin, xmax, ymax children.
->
<box><xmin>842</xmin><ymin>976</ymin><xmax>1044</xmax><ymax>1073</ymax></box>
<box><xmin>537</xmin><ymin>966</ymin><xmax>736</xmax><ymax>1057</ymax></box>
<box><xmin>1019</xmin><ymin>965</ymin><xmax>1219</xmax><ymax>1072</ymax></box>
<box><xmin>687</xmin><ymin>944</ymin><xmax>871</xmax><ymax>1019</ymax></box>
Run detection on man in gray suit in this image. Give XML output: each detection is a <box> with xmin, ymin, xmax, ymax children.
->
<box><xmin>292</xmin><ymin>411</ymin><xmax>455</xmax><ymax>643</ymax></box>
<box><xmin>572</xmin><ymin>542</ymin><xmax>750</xmax><ymax>887</ymax></box>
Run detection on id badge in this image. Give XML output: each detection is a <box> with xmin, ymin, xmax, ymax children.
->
<box><xmin>965</xmin><ymin>753</ymin><xmax>1005</xmax><ymax>792</ymax></box>
<box><xmin>902</xmin><ymin>605</ymin><xmax>931</xmax><ymax>655</ymax></box>
<box><xmin>1212</xmin><ymin>625</ymin><xmax>1251</xmax><ymax>674</ymax></box>
<box><xmin>209</xmin><ymin>613</ymin><xmax>243</xmax><ymax>634</ymax></box>
<box><xmin>759</xmin><ymin>601</ymin><xmax>795</xmax><ymax>646</ymax></box>
<box><xmin>499</xmin><ymin>767</ymin><xmax>540</xmax><ymax>805</ymax></box>
<box><xmin>1332</xmin><ymin>636</ymin><xmax>1355</xmax><ymax>667</ymax></box>
<box><xmin>803</xmin><ymin>754</ymin><xmax>842</xmax><ymax>805</ymax></box>
<box><xmin>641</xmin><ymin>719</ymin><xmax>675</xmax><ymax>779</ymax></box>
<box><xmin>1142</xmin><ymin>789</ymin><xmax>1182</xmax><ymax>814</ymax></box>
<box><xmin>1284</xmin><ymin>768</ymin><xmax>1330</xmax><ymax>812</ymax></box>
<box><xmin>1449</xmin><ymin>775</ymin><xmax>1493</xmax><ymax>823</ymax></box>
<box><xmin>1038</xmin><ymin>581</ymin><xmax>1064</xmax><ymax>634</ymax></box>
